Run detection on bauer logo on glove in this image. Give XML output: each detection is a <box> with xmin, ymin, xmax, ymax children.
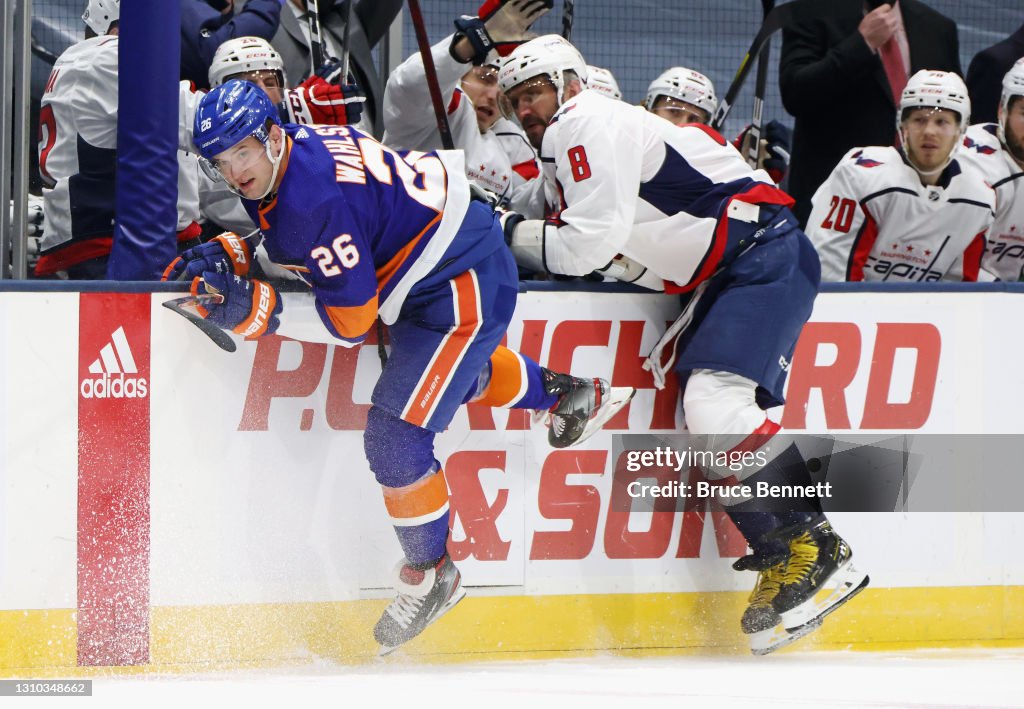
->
<box><xmin>162</xmin><ymin>231</ymin><xmax>254</xmax><ymax>282</ymax></box>
<box><xmin>190</xmin><ymin>271</ymin><xmax>282</xmax><ymax>340</ymax></box>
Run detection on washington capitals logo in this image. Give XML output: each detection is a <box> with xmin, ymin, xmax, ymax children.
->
<box><xmin>964</xmin><ymin>136</ymin><xmax>997</xmax><ymax>155</ymax></box>
<box><xmin>851</xmin><ymin>151</ymin><xmax>883</xmax><ymax>168</ymax></box>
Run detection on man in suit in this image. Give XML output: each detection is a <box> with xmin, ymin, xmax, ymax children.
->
<box><xmin>181</xmin><ymin>0</ymin><xmax>282</xmax><ymax>89</ymax></box>
<box><xmin>263</xmin><ymin>0</ymin><xmax>403</xmax><ymax>137</ymax></box>
<box><xmin>966</xmin><ymin>21</ymin><xmax>1024</xmax><ymax>124</ymax></box>
<box><xmin>779</xmin><ymin>0</ymin><xmax>961</xmax><ymax>227</ymax></box>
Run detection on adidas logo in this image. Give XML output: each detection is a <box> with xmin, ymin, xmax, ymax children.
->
<box><xmin>80</xmin><ymin>326</ymin><xmax>148</xmax><ymax>399</ymax></box>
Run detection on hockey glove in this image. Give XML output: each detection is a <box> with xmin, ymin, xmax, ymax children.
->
<box><xmin>594</xmin><ymin>254</ymin><xmax>665</xmax><ymax>291</ymax></box>
<box><xmin>286</xmin><ymin>66</ymin><xmax>365</xmax><ymax>126</ymax></box>
<box><xmin>734</xmin><ymin>120</ymin><xmax>792</xmax><ymax>183</ymax></box>
<box><xmin>762</xmin><ymin>120</ymin><xmax>792</xmax><ymax>183</ymax></box>
<box><xmin>162</xmin><ymin>231</ymin><xmax>252</xmax><ymax>282</ymax></box>
<box><xmin>480</xmin><ymin>0</ymin><xmax>552</xmax><ymax>55</ymax></box>
<box><xmin>191</xmin><ymin>271</ymin><xmax>281</xmax><ymax>340</ymax></box>
<box><xmin>453</xmin><ymin>0</ymin><xmax>552</xmax><ymax>64</ymax></box>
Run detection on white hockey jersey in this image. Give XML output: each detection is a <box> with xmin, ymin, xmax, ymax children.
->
<box><xmin>534</xmin><ymin>89</ymin><xmax>789</xmax><ymax>289</ymax></box>
<box><xmin>958</xmin><ymin>123</ymin><xmax>1024</xmax><ymax>281</ymax></box>
<box><xmin>807</xmin><ymin>146</ymin><xmax>996</xmax><ymax>282</ymax></box>
<box><xmin>37</xmin><ymin>35</ymin><xmax>203</xmax><ymax>275</ymax></box>
<box><xmin>382</xmin><ymin>35</ymin><xmax>545</xmax><ymax>217</ymax></box>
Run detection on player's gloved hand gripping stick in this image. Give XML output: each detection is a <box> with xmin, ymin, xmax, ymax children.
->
<box><xmin>161</xmin><ymin>228</ymin><xmax>269</xmax><ymax>352</ymax></box>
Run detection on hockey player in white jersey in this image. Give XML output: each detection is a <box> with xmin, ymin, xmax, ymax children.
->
<box><xmin>208</xmin><ymin>36</ymin><xmax>365</xmax><ymax>128</ymax></box>
<box><xmin>497</xmin><ymin>34</ymin><xmax>868</xmax><ymax>655</ymax></box>
<box><xmin>383</xmin><ymin>0</ymin><xmax>547</xmax><ymax>216</ymax></box>
<box><xmin>36</xmin><ymin>0</ymin><xmax>208</xmax><ymax>277</ymax></box>
<box><xmin>959</xmin><ymin>58</ymin><xmax>1024</xmax><ymax>282</ymax></box>
<box><xmin>644</xmin><ymin>66</ymin><xmax>792</xmax><ymax>184</ymax></box>
<box><xmin>807</xmin><ymin>70</ymin><xmax>996</xmax><ymax>282</ymax></box>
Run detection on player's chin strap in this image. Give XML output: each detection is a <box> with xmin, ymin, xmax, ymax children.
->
<box><xmin>900</xmin><ymin>128</ymin><xmax>956</xmax><ymax>179</ymax></box>
<box><xmin>252</xmin><ymin>137</ymin><xmax>287</xmax><ymax>201</ymax></box>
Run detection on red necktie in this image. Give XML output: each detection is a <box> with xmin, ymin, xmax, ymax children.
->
<box><xmin>879</xmin><ymin>36</ymin><xmax>908</xmax><ymax>106</ymax></box>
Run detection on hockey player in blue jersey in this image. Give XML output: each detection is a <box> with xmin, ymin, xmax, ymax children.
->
<box><xmin>170</xmin><ymin>79</ymin><xmax>634</xmax><ymax>652</ymax></box>
<box><xmin>497</xmin><ymin>35</ymin><xmax>868</xmax><ymax>654</ymax></box>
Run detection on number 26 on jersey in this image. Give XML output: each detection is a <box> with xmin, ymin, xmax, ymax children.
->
<box><xmin>312</xmin><ymin>234</ymin><xmax>360</xmax><ymax>277</ymax></box>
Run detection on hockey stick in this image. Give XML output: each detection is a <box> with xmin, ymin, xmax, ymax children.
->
<box><xmin>742</xmin><ymin>0</ymin><xmax>775</xmax><ymax>167</ymax></box>
<box><xmin>341</xmin><ymin>0</ymin><xmax>354</xmax><ymax>83</ymax></box>
<box><xmin>306</xmin><ymin>0</ymin><xmax>326</xmax><ymax>74</ymax></box>
<box><xmin>162</xmin><ymin>295</ymin><xmax>237</xmax><ymax>353</ymax></box>
<box><xmin>562</xmin><ymin>0</ymin><xmax>574</xmax><ymax>40</ymax></box>
<box><xmin>710</xmin><ymin>1</ymin><xmax>796</xmax><ymax>132</ymax></box>
<box><xmin>406</xmin><ymin>0</ymin><xmax>456</xmax><ymax>150</ymax></box>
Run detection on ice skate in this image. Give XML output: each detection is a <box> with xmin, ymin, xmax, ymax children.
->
<box><xmin>773</xmin><ymin>519</ymin><xmax>869</xmax><ymax>633</ymax></box>
<box><xmin>374</xmin><ymin>554</ymin><xmax>466</xmax><ymax>655</ymax></box>
<box><xmin>540</xmin><ymin>369</ymin><xmax>635</xmax><ymax>448</ymax></box>
<box><xmin>733</xmin><ymin>552</ymin><xmax>819</xmax><ymax>655</ymax></box>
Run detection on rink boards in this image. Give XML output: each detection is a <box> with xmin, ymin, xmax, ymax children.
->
<box><xmin>2</xmin><ymin>284</ymin><xmax>1024</xmax><ymax>670</ymax></box>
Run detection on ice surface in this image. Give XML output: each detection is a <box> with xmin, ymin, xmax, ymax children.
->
<box><xmin>27</xmin><ymin>649</ymin><xmax>1023</xmax><ymax>709</ymax></box>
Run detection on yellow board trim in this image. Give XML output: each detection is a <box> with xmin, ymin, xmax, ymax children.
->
<box><xmin>3</xmin><ymin>586</ymin><xmax>1024</xmax><ymax>674</ymax></box>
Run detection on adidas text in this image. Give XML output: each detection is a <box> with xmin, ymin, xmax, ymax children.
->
<box><xmin>80</xmin><ymin>374</ymin><xmax>148</xmax><ymax>399</ymax></box>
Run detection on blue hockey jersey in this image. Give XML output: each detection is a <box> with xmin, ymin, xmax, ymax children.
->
<box><xmin>243</xmin><ymin>124</ymin><xmax>476</xmax><ymax>345</ymax></box>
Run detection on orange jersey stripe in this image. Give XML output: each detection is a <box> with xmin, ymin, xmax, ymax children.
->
<box><xmin>473</xmin><ymin>345</ymin><xmax>525</xmax><ymax>407</ymax></box>
<box><xmin>403</xmin><ymin>271</ymin><xmax>482</xmax><ymax>428</ymax></box>
<box><xmin>375</xmin><ymin>212</ymin><xmax>443</xmax><ymax>292</ymax></box>
<box><xmin>382</xmin><ymin>468</ymin><xmax>449</xmax><ymax>520</ymax></box>
<box><xmin>323</xmin><ymin>295</ymin><xmax>379</xmax><ymax>339</ymax></box>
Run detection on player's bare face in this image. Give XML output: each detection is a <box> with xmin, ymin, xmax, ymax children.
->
<box><xmin>461</xmin><ymin>66</ymin><xmax>502</xmax><ymax>133</ymax></box>
<box><xmin>901</xmin><ymin>107</ymin><xmax>960</xmax><ymax>173</ymax></box>
<box><xmin>1002</xmin><ymin>98</ymin><xmax>1024</xmax><ymax>166</ymax></box>
<box><xmin>650</xmin><ymin>96</ymin><xmax>710</xmax><ymax>126</ymax></box>
<box><xmin>210</xmin><ymin>136</ymin><xmax>273</xmax><ymax>198</ymax></box>
<box><xmin>229</xmin><ymin>70</ymin><xmax>284</xmax><ymax>106</ymax></box>
<box><xmin>507</xmin><ymin>77</ymin><xmax>560</xmax><ymax>149</ymax></box>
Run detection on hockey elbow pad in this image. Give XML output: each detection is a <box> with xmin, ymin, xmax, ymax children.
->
<box><xmin>506</xmin><ymin>218</ymin><xmax>546</xmax><ymax>273</ymax></box>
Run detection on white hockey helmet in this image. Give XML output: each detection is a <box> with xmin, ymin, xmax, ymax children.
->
<box><xmin>998</xmin><ymin>58</ymin><xmax>1024</xmax><ymax>147</ymax></box>
<box><xmin>587</xmin><ymin>65</ymin><xmax>622</xmax><ymax>101</ymax></box>
<box><xmin>82</xmin><ymin>0</ymin><xmax>119</xmax><ymax>36</ymax></box>
<box><xmin>209</xmin><ymin>36</ymin><xmax>287</xmax><ymax>89</ymax></box>
<box><xmin>498</xmin><ymin>34</ymin><xmax>589</xmax><ymax>105</ymax></box>
<box><xmin>644</xmin><ymin>67</ymin><xmax>718</xmax><ymax>119</ymax></box>
<box><xmin>897</xmin><ymin>70</ymin><xmax>970</xmax><ymax>174</ymax></box>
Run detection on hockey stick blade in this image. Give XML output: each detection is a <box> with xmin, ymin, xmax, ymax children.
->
<box><xmin>710</xmin><ymin>1</ymin><xmax>795</xmax><ymax>132</ymax></box>
<box><xmin>162</xmin><ymin>296</ymin><xmax>237</xmax><ymax>353</ymax></box>
<box><xmin>562</xmin><ymin>0</ymin><xmax>575</xmax><ymax>40</ymax></box>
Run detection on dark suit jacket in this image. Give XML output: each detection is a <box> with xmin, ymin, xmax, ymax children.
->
<box><xmin>779</xmin><ymin>0</ymin><xmax>961</xmax><ymax>226</ymax></box>
<box><xmin>966</xmin><ymin>22</ymin><xmax>1024</xmax><ymax>125</ymax></box>
<box><xmin>269</xmin><ymin>0</ymin><xmax>403</xmax><ymax>138</ymax></box>
<box><xmin>180</xmin><ymin>0</ymin><xmax>282</xmax><ymax>89</ymax></box>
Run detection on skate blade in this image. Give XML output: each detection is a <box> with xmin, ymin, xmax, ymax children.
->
<box><xmin>567</xmin><ymin>387</ymin><xmax>636</xmax><ymax>448</ymax></box>
<box><xmin>376</xmin><ymin>587</ymin><xmax>468</xmax><ymax>657</ymax></box>
<box><xmin>781</xmin><ymin>561</ymin><xmax>870</xmax><ymax>632</ymax></box>
<box><xmin>749</xmin><ymin>618</ymin><xmax>823</xmax><ymax>656</ymax></box>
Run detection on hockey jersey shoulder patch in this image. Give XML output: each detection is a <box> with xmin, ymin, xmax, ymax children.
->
<box><xmin>963</xmin><ymin>135</ymin><xmax>998</xmax><ymax>155</ymax></box>
<box><xmin>851</xmin><ymin>150</ymin><xmax>884</xmax><ymax>168</ymax></box>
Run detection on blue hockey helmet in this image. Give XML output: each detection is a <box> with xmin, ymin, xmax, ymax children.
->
<box><xmin>193</xmin><ymin>79</ymin><xmax>280</xmax><ymax>161</ymax></box>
